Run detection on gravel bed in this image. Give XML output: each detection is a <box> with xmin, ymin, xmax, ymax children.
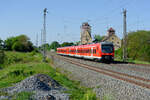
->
<box><xmin>49</xmin><ymin>54</ymin><xmax>150</xmax><ymax>100</ymax></box>
<box><xmin>63</xmin><ymin>56</ymin><xmax>150</xmax><ymax>82</ymax></box>
<box><xmin>0</xmin><ymin>74</ymin><xmax>69</xmax><ymax>100</ymax></box>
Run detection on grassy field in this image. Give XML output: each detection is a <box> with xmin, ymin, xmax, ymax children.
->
<box><xmin>0</xmin><ymin>51</ymin><xmax>98</xmax><ymax>100</ymax></box>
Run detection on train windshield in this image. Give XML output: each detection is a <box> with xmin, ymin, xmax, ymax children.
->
<box><xmin>101</xmin><ymin>45</ymin><xmax>113</xmax><ymax>53</ymax></box>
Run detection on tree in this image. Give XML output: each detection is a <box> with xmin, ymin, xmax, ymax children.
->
<box><xmin>127</xmin><ymin>30</ymin><xmax>150</xmax><ymax>61</ymax></box>
<box><xmin>49</xmin><ymin>41</ymin><xmax>60</xmax><ymax>51</ymax></box>
<box><xmin>0</xmin><ymin>50</ymin><xmax>5</xmax><ymax>65</ymax></box>
<box><xmin>116</xmin><ymin>30</ymin><xmax>150</xmax><ymax>62</ymax></box>
<box><xmin>93</xmin><ymin>35</ymin><xmax>104</xmax><ymax>43</ymax></box>
<box><xmin>0</xmin><ymin>38</ymin><xmax>3</xmax><ymax>50</ymax></box>
<box><xmin>41</xmin><ymin>43</ymin><xmax>50</xmax><ymax>51</ymax></box>
<box><xmin>61</xmin><ymin>42</ymin><xmax>74</xmax><ymax>47</ymax></box>
<box><xmin>4</xmin><ymin>37</ymin><xmax>17</xmax><ymax>50</ymax></box>
<box><xmin>4</xmin><ymin>35</ymin><xmax>34</xmax><ymax>52</ymax></box>
<box><xmin>0</xmin><ymin>39</ymin><xmax>5</xmax><ymax>66</ymax></box>
<box><xmin>74</xmin><ymin>41</ymin><xmax>80</xmax><ymax>46</ymax></box>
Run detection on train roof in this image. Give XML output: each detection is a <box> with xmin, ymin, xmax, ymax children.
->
<box><xmin>57</xmin><ymin>42</ymin><xmax>113</xmax><ymax>49</ymax></box>
<box><xmin>101</xmin><ymin>42</ymin><xmax>113</xmax><ymax>45</ymax></box>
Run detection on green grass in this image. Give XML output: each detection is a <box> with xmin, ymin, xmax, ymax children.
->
<box><xmin>3</xmin><ymin>51</ymin><xmax>41</xmax><ymax>65</ymax></box>
<box><xmin>115</xmin><ymin>58</ymin><xmax>150</xmax><ymax>65</ymax></box>
<box><xmin>0</xmin><ymin>51</ymin><xmax>98</xmax><ymax>100</ymax></box>
<box><xmin>12</xmin><ymin>91</ymin><xmax>33</xmax><ymax>100</ymax></box>
<box><xmin>102</xmin><ymin>94</ymin><xmax>114</xmax><ymax>100</ymax></box>
<box><xmin>127</xmin><ymin>59</ymin><xmax>150</xmax><ymax>65</ymax></box>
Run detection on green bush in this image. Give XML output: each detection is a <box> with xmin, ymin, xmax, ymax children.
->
<box><xmin>4</xmin><ymin>35</ymin><xmax>34</xmax><ymax>52</ymax></box>
<box><xmin>0</xmin><ymin>38</ymin><xmax>3</xmax><ymax>50</ymax></box>
<box><xmin>12</xmin><ymin>42</ymin><xmax>24</xmax><ymax>52</ymax></box>
<box><xmin>3</xmin><ymin>52</ymin><xmax>41</xmax><ymax>66</ymax></box>
<box><xmin>127</xmin><ymin>31</ymin><xmax>150</xmax><ymax>62</ymax></box>
<box><xmin>0</xmin><ymin>50</ymin><xmax>5</xmax><ymax>64</ymax></box>
<box><xmin>115</xmin><ymin>48</ymin><xmax>123</xmax><ymax>59</ymax></box>
<box><xmin>115</xmin><ymin>30</ymin><xmax>150</xmax><ymax>62</ymax></box>
<box><xmin>15</xmin><ymin>91</ymin><xmax>33</xmax><ymax>100</ymax></box>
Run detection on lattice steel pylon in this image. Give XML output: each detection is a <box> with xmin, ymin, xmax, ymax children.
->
<box><xmin>43</xmin><ymin>8</ymin><xmax>48</xmax><ymax>62</ymax></box>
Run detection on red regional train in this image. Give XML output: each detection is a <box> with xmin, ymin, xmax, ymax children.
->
<box><xmin>57</xmin><ymin>42</ymin><xmax>114</xmax><ymax>61</ymax></box>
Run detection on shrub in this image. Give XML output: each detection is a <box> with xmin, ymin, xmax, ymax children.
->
<box><xmin>115</xmin><ymin>30</ymin><xmax>150</xmax><ymax>62</ymax></box>
<box><xmin>4</xmin><ymin>35</ymin><xmax>34</xmax><ymax>52</ymax></box>
<box><xmin>0</xmin><ymin>50</ymin><xmax>5</xmax><ymax>64</ymax></box>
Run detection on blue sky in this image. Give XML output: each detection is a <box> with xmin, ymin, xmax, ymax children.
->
<box><xmin>0</xmin><ymin>0</ymin><xmax>150</xmax><ymax>45</ymax></box>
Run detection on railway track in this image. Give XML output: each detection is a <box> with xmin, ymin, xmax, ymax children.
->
<box><xmin>58</xmin><ymin>55</ymin><xmax>150</xmax><ymax>74</ymax></box>
<box><xmin>54</xmin><ymin>55</ymin><xmax>150</xmax><ymax>89</ymax></box>
<box><xmin>110</xmin><ymin>63</ymin><xmax>150</xmax><ymax>73</ymax></box>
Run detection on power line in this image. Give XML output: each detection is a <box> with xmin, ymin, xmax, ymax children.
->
<box><xmin>92</xmin><ymin>0</ymin><xmax>136</xmax><ymax>24</ymax></box>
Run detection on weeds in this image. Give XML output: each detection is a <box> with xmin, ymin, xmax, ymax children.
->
<box><xmin>0</xmin><ymin>52</ymin><xmax>98</xmax><ymax>100</ymax></box>
<box><xmin>12</xmin><ymin>91</ymin><xmax>33</xmax><ymax>100</ymax></box>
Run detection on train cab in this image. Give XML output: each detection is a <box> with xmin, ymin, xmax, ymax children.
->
<box><xmin>100</xmin><ymin>42</ymin><xmax>114</xmax><ymax>61</ymax></box>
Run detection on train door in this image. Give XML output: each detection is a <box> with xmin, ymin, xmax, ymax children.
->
<box><xmin>76</xmin><ymin>48</ymin><xmax>77</xmax><ymax>55</ymax></box>
<box><xmin>91</xmin><ymin>47</ymin><xmax>93</xmax><ymax>57</ymax></box>
<box><xmin>93</xmin><ymin>46</ymin><xmax>97</xmax><ymax>57</ymax></box>
<box><xmin>87</xmin><ymin>47</ymin><xmax>91</xmax><ymax>57</ymax></box>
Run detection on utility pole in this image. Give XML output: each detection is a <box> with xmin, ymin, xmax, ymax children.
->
<box><xmin>43</xmin><ymin>8</ymin><xmax>48</xmax><ymax>62</ymax></box>
<box><xmin>123</xmin><ymin>9</ymin><xmax>127</xmax><ymax>62</ymax></box>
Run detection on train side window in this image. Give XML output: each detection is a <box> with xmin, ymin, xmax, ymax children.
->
<box><xmin>93</xmin><ymin>49</ymin><xmax>96</xmax><ymax>54</ymax></box>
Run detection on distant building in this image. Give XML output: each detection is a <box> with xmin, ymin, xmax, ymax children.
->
<box><xmin>80</xmin><ymin>22</ymin><xmax>92</xmax><ymax>45</ymax></box>
<box><xmin>102</xmin><ymin>28</ymin><xmax>121</xmax><ymax>50</ymax></box>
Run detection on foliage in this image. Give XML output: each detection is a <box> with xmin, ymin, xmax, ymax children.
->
<box><xmin>74</xmin><ymin>41</ymin><xmax>80</xmax><ymax>46</ymax></box>
<box><xmin>127</xmin><ymin>30</ymin><xmax>150</xmax><ymax>61</ymax></box>
<box><xmin>115</xmin><ymin>48</ymin><xmax>123</xmax><ymax>59</ymax></box>
<box><xmin>0</xmin><ymin>52</ymin><xmax>98</xmax><ymax>100</ymax></box>
<box><xmin>93</xmin><ymin>35</ymin><xmax>105</xmax><ymax>43</ymax></box>
<box><xmin>49</xmin><ymin>41</ymin><xmax>60</xmax><ymax>51</ymax></box>
<box><xmin>1</xmin><ymin>51</ymin><xmax>41</xmax><ymax>68</ymax></box>
<box><xmin>102</xmin><ymin>94</ymin><xmax>114</xmax><ymax>100</ymax></box>
<box><xmin>4</xmin><ymin>35</ymin><xmax>34</xmax><ymax>52</ymax></box>
<box><xmin>40</xmin><ymin>43</ymin><xmax>50</xmax><ymax>51</ymax></box>
<box><xmin>14</xmin><ymin>91</ymin><xmax>33</xmax><ymax>100</ymax></box>
<box><xmin>115</xmin><ymin>30</ymin><xmax>150</xmax><ymax>62</ymax></box>
<box><xmin>61</xmin><ymin>42</ymin><xmax>74</xmax><ymax>47</ymax></box>
<box><xmin>4</xmin><ymin>36</ymin><xmax>16</xmax><ymax>50</ymax></box>
<box><xmin>0</xmin><ymin>38</ymin><xmax>3</xmax><ymax>50</ymax></box>
<box><xmin>0</xmin><ymin>50</ymin><xmax>5</xmax><ymax>66</ymax></box>
<box><xmin>81</xmin><ymin>90</ymin><xmax>97</xmax><ymax>100</ymax></box>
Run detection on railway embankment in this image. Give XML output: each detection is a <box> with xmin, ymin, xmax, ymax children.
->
<box><xmin>0</xmin><ymin>52</ymin><xmax>69</xmax><ymax>100</ymax></box>
<box><xmin>48</xmin><ymin>52</ymin><xmax>150</xmax><ymax>100</ymax></box>
<box><xmin>0</xmin><ymin>51</ymin><xmax>98</xmax><ymax>100</ymax></box>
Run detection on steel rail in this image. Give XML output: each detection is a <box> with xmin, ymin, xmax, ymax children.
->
<box><xmin>55</xmin><ymin>55</ymin><xmax>150</xmax><ymax>89</ymax></box>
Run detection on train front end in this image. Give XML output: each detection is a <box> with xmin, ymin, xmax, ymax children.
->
<box><xmin>100</xmin><ymin>42</ymin><xmax>114</xmax><ymax>61</ymax></box>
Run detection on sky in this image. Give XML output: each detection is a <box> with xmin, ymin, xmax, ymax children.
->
<box><xmin>0</xmin><ymin>0</ymin><xmax>150</xmax><ymax>45</ymax></box>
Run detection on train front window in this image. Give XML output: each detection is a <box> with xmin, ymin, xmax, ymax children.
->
<box><xmin>101</xmin><ymin>45</ymin><xmax>113</xmax><ymax>53</ymax></box>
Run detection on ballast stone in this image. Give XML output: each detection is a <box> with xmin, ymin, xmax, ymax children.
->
<box><xmin>0</xmin><ymin>74</ymin><xmax>69</xmax><ymax>100</ymax></box>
